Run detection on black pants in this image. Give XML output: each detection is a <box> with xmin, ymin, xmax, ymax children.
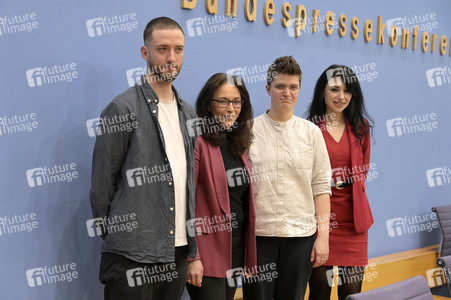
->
<box><xmin>186</xmin><ymin>237</ymin><xmax>244</xmax><ymax>300</ymax></box>
<box><xmin>186</xmin><ymin>276</ymin><xmax>238</xmax><ymax>300</ymax></box>
<box><xmin>99</xmin><ymin>247</ymin><xmax>188</xmax><ymax>300</ymax></box>
<box><xmin>308</xmin><ymin>265</ymin><xmax>365</xmax><ymax>300</ymax></box>
<box><xmin>242</xmin><ymin>235</ymin><xmax>315</xmax><ymax>300</ymax></box>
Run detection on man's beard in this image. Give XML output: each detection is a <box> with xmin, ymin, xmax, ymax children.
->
<box><xmin>147</xmin><ymin>62</ymin><xmax>181</xmax><ymax>82</ymax></box>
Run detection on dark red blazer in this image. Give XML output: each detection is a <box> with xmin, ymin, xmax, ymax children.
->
<box><xmin>189</xmin><ymin>136</ymin><xmax>257</xmax><ymax>278</ymax></box>
<box><xmin>320</xmin><ymin>118</ymin><xmax>374</xmax><ymax>233</ymax></box>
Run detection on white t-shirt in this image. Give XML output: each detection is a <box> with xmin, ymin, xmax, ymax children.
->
<box><xmin>158</xmin><ymin>97</ymin><xmax>188</xmax><ymax>246</ymax></box>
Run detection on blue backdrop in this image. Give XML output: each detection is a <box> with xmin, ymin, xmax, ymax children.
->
<box><xmin>1</xmin><ymin>0</ymin><xmax>450</xmax><ymax>299</ymax></box>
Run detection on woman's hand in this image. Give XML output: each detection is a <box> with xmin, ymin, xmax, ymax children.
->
<box><xmin>187</xmin><ymin>260</ymin><xmax>204</xmax><ymax>287</ymax></box>
<box><xmin>311</xmin><ymin>235</ymin><xmax>329</xmax><ymax>267</ymax></box>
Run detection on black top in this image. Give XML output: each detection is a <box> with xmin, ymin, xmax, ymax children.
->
<box><xmin>219</xmin><ymin>137</ymin><xmax>249</xmax><ymax>267</ymax></box>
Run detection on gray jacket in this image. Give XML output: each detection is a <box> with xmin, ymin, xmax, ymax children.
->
<box><xmin>89</xmin><ymin>76</ymin><xmax>197</xmax><ymax>263</ymax></box>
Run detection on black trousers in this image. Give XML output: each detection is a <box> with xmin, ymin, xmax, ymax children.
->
<box><xmin>99</xmin><ymin>246</ymin><xmax>188</xmax><ymax>300</ymax></box>
<box><xmin>242</xmin><ymin>235</ymin><xmax>315</xmax><ymax>300</ymax></box>
<box><xmin>186</xmin><ymin>275</ymin><xmax>238</xmax><ymax>300</ymax></box>
<box><xmin>186</xmin><ymin>237</ymin><xmax>244</xmax><ymax>300</ymax></box>
<box><xmin>308</xmin><ymin>265</ymin><xmax>365</xmax><ymax>300</ymax></box>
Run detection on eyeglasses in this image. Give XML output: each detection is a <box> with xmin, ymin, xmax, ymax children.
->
<box><xmin>210</xmin><ymin>98</ymin><xmax>244</xmax><ymax>108</ymax></box>
<box><xmin>273</xmin><ymin>84</ymin><xmax>300</xmax><ymax>92</ymax></box>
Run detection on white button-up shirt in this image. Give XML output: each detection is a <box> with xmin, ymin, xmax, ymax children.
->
<box><xmin>248</xmin><ymin>113</ymin><xmax>331</xmax><ymax>237</ymax></box>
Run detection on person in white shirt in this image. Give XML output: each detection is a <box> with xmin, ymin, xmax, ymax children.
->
<box><xmin>242</xmin><ymin>56</ymin><xmax>332</xmax><ymax>300</ymax></box>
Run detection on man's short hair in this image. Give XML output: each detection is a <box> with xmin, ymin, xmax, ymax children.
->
<box><xmin>267</xmin><ymin>56</ymin><xmax>302</xmax><ymax>87</ymax></box>
<box><xmin>143</xmin><ymin>17</ymin><xmax>185</xmax><ymax>45</ymax></box>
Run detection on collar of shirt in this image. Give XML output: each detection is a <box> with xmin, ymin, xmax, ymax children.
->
<box><xmin>138</xmin><ymin>75</ymin><xmax>185</xmax><ymax>110</ymax></box>
<box><xmin>263</xmin><ymin>110</ymin><xmax>296</xmax><ymax>129</ymax></box>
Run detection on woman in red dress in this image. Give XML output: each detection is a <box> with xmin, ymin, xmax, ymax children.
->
<box><xmin>306</xmin><ymin>65</ymin><xmax>374</xmax><ymax>300</ymax></box>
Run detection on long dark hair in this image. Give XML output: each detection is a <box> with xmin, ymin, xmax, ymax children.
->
<box><xmin>196</xmin><ymin>73</ymin><xmax>254</xmax><ymax>157</ymax></box>
<box><xmin>307</xmin><ymin>64</ymin><xmax>374</xmax><ymax>144</ymax></box>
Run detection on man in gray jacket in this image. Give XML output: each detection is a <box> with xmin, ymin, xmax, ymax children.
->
<box><xmin>89</xmin><ymin>17</ymin><xmax>197</xmax><ymax>300</ymax></box>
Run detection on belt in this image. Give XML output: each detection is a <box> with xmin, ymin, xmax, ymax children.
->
<box><xmin>331</xmin><ymin>179</ymin><xmax>353</xmax><ymax>189</ymax></box>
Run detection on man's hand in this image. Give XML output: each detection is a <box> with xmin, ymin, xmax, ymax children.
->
<box><xmin>311</xmin><ymin>235</ymin><xmax>329</xmax><ymax>268</ymax></box>
<box><xmin>187</xmin><ymin>260</ymin><xmax>204</xmax><ymax>287</ymax></box>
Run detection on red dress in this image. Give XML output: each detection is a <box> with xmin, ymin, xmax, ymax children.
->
<box><xmin>323</xmin><ymin>128</ymin><xmax>368</xmax><ymax>266</ymax></box>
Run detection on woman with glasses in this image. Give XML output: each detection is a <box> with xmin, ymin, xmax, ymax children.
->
<box><xmin>306</xmin><ymin>65</ymin><xmax>374</xmax><ymax>300</ymax></box>
<box><xmin>186</xmin><ymin>73</ymin><xmax>257</xmax><ymax>300</ymax></box>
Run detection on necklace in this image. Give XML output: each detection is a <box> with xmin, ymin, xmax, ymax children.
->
<box><xmin>159</xmin><ymin>93</ymin><xmax>175</xmax><ymax>103</ymax></box>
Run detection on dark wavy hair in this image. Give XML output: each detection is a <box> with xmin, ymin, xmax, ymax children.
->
<box><xmin>196</xmin><ymin>73</ymin><xmax>254</xmax><ymax>157</ymax></box>
<box><xmin>306</xmin><ymin>64</ymin><xmax>374</xmax><ymax>144</ymax></box>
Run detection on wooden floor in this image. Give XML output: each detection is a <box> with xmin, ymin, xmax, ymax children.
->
<box><xmin>233</xmin><ymin>244</ymin><xmax>443</xmax><ymax>300</ymax></box>
<box><xmin>235</xmin><ymin>293</ymin><xmax>449</xmax><ymax>300</ymax></box>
